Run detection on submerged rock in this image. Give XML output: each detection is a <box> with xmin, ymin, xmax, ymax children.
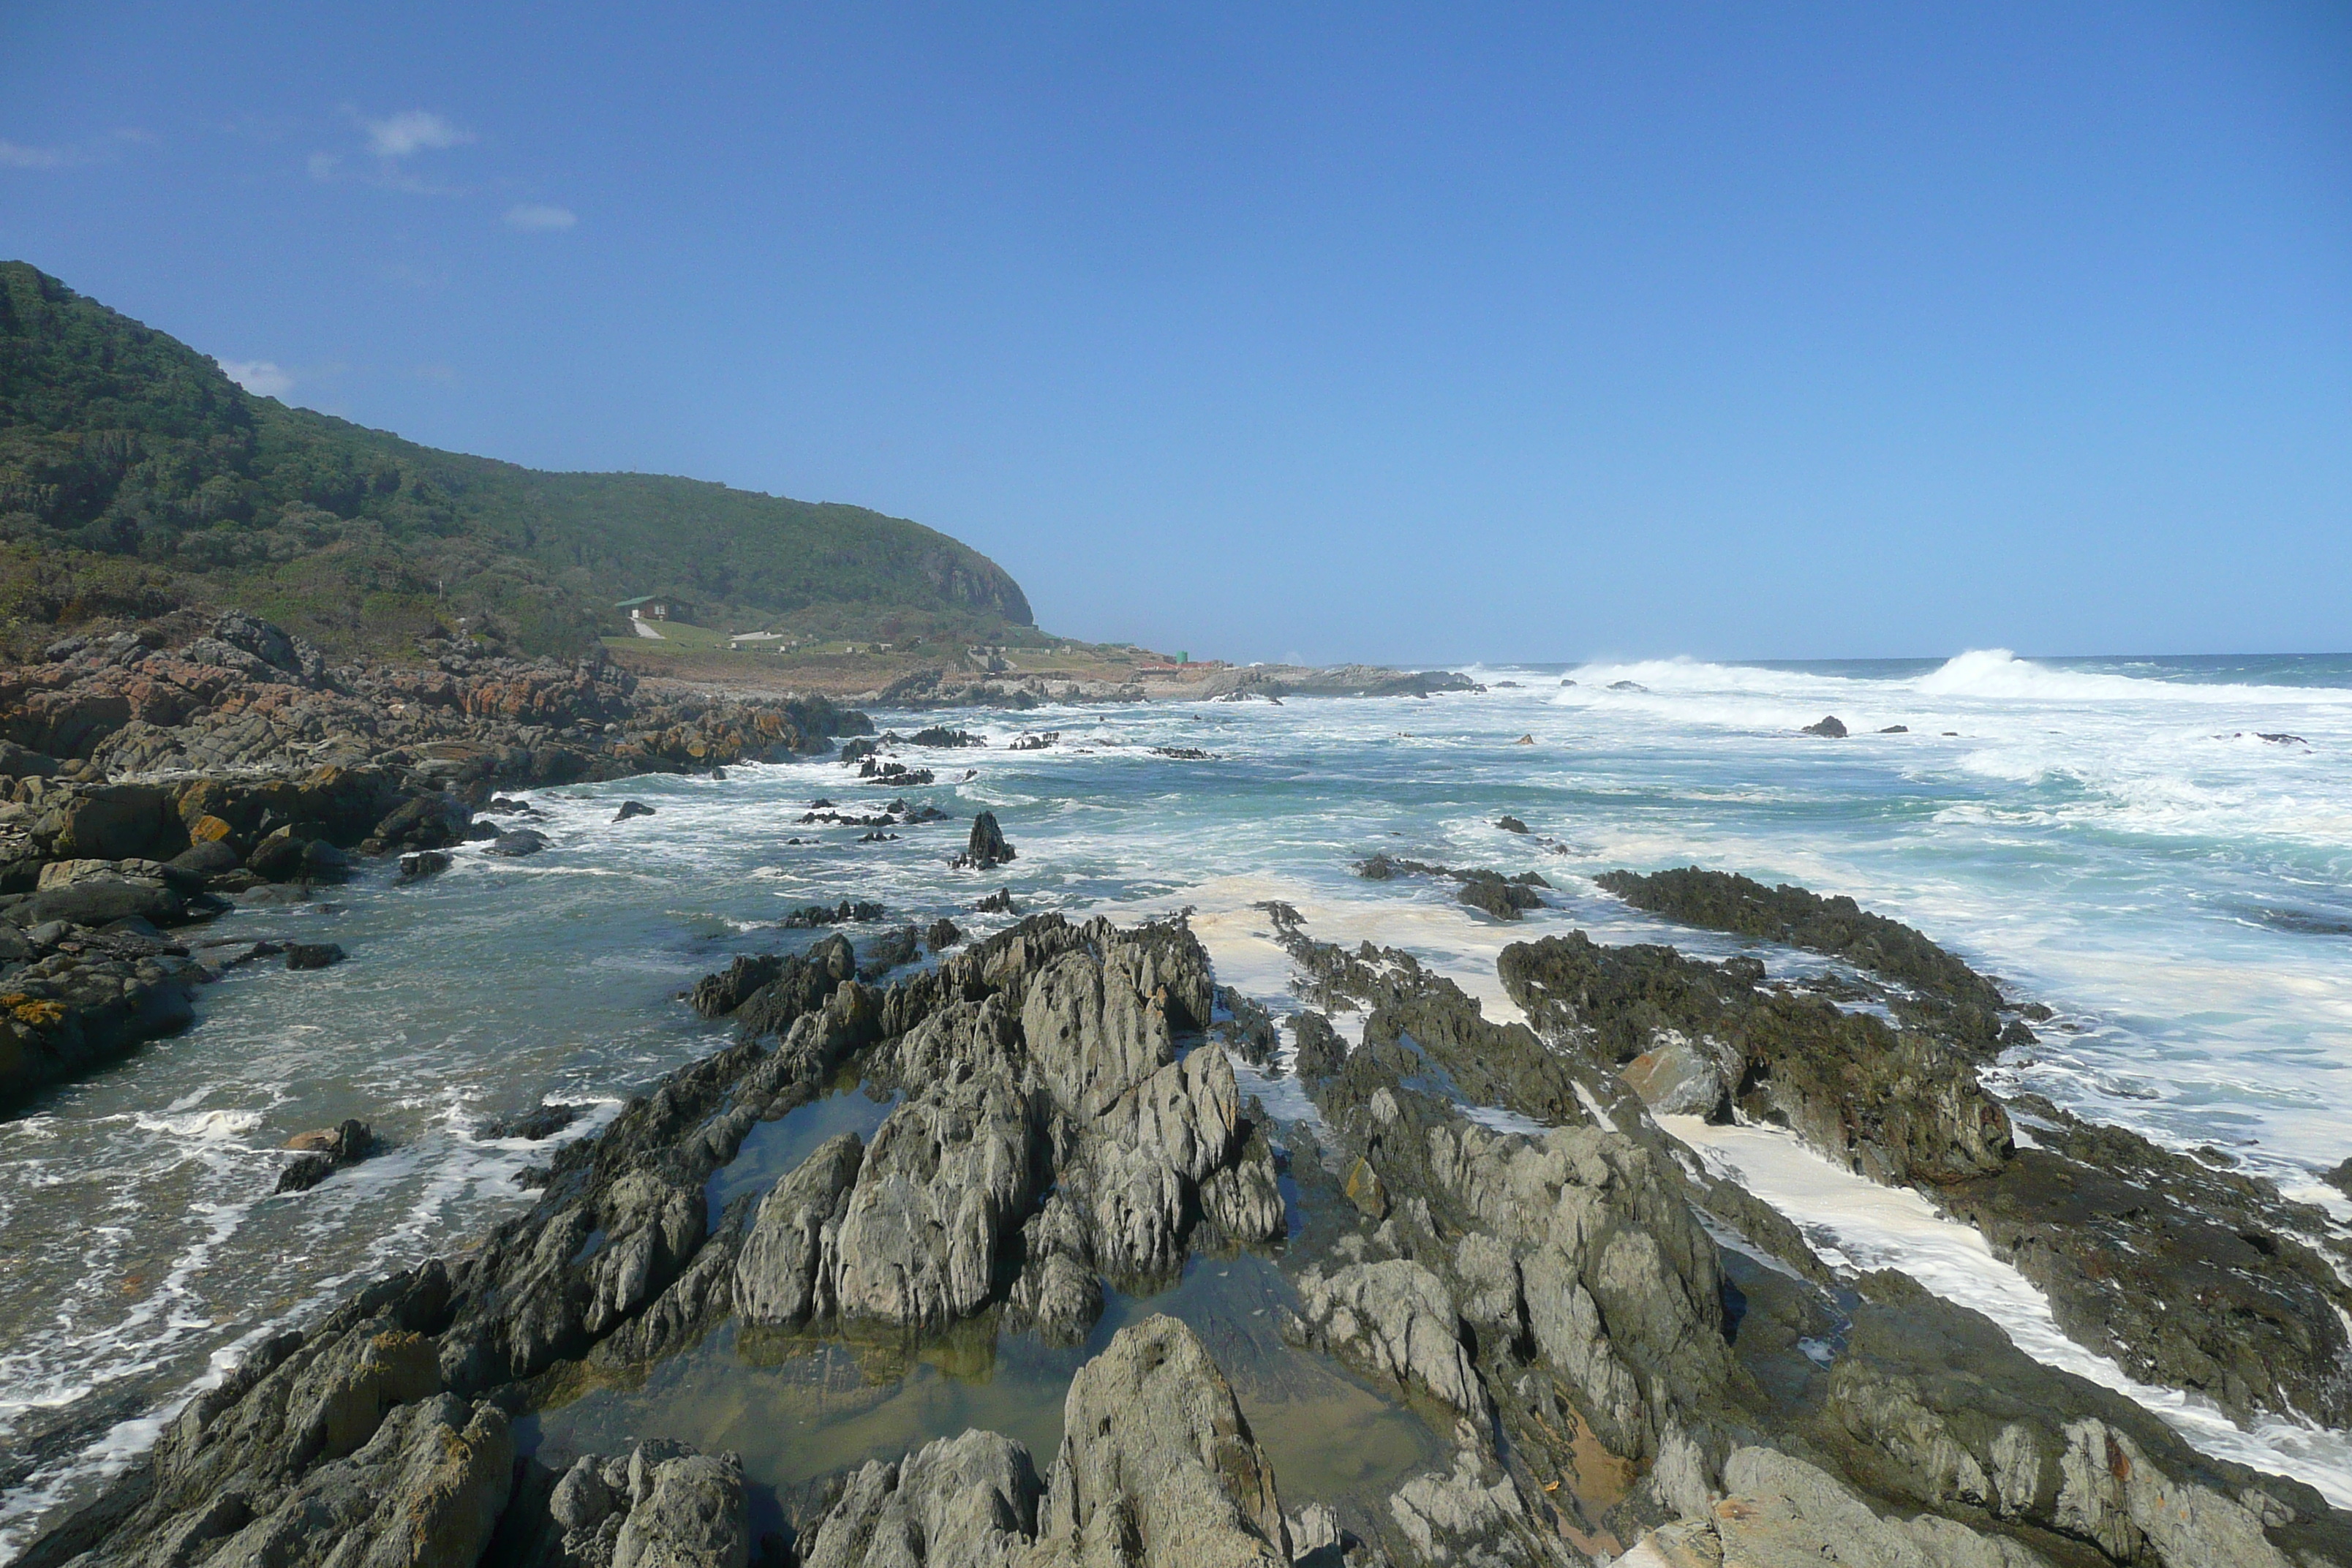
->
<box><xmin>1457</xmin><ymin>870</ymin><xmax>1545</xmax><ymax>920</ymax></box>
<box><xmin>780</xmin><ymin>900</ymin><xmax>886</xmax><ymax>929</ymax></box>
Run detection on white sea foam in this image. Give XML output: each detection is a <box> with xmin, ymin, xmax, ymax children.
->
<box><xmin>1919</xmin><ymin>648</ymin><xmax>2352</xmax><ymax>706</ymax></box>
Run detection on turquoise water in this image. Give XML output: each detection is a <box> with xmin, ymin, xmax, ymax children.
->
<box><xmin>4</xmin><ymin>647</ymin><xmax>2349</xmax><ymax>1553</ymax></box>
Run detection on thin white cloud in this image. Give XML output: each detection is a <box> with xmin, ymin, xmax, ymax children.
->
<box><xmin>219</xmin><ymin>360</ymin><xmax>295</xmax><ymax>398</ymax></box>
<box><xmin>1</xmin><ymin>130</ymin><xmax>146</xmax><ymax>170</ymax></box>
<box><xmin>503</xmin><ymin>203</ymin><xmax>576</xmax><ymax>232</ymax></box>
<box><xmin>363</xmin><ymin>110</ymin><xmax>472</xmax><ymax>159</ymax></box>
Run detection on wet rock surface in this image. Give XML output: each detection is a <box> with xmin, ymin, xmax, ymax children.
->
<box><xmin>1934</xmin><ymin>1096</ymin><xmax>2352</xmax><ymax>1428</ymax></box>
<box><xmin>1508</xmin><ymin>875</ymin><xmax>2352</xmax><ymax>1435</ymax></box>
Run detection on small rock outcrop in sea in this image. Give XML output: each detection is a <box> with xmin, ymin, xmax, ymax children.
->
<box><xmin>1356</xmin><ymin>853</ymin><xmax>1550</xmax><ymax>920</ymax></box>
<box><xmin>954</xmin><ymin>811</ymin><xmax>1016</xmax><ymax>870</ymax></box>
<box><xmin>779</xmin><ymin>900</ymin><xmax>886</xmax><ymax>929</ymax></box>
<box><xmin>612</xmin><ymin>800</ymin><xmax>655</xmax><ymax>822</ymax></box>
<box><xmin>285</xmin><ymin>942</ymin><xmax>346</xmax><ymax>971</ymax></box>
<box><xmin>398</xmin><ymin>850</ymin><xmax>453</xmax><ymax>881</ymax></box>
<box><xmin>1801</xmin><ymin>714</ymin><xmax>1850</xmax><ymax>737</ymax></box>
<box><xmin>1496</xmin><ymin>815</ymin><xmax>1529</xmax><ymax>832</ymax></box>
<box><xmin>1593</xmin><ymin>865</ymin><xmax>2011</xmax><ymax>1045</ymax></box>
<box><xmin>276</xmin><ymin>1117</ymin><xmax>377</xmax><ymax>1192</ymax></box>
<box><xmin>483</xmin><ymin>1100</ymin><xmax>584</xmax><ymax>1142</ymax></box>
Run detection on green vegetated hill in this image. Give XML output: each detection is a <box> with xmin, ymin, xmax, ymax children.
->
<box><xmin>0</xmin><ymin>260</ymin><xmax>1034</xmax><ymax>657</ymax></box>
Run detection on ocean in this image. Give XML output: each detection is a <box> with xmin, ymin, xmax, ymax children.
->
<box><xmin>4</xmin><ymin>647</ymin><xmax>2349</xmax><ymax>1553</ymax></box>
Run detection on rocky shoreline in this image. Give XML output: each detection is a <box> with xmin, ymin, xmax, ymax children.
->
<box><xmin>5</xmin><ymin>622</ymin><xmax>2348</xmax><ymax>1568</ymax></box>
<box><xmin>0</xmin><ymin>610</ymin><xmax>872</xmax><ymax>1107</ymax></box>
<box><xmin>18</xmin><ymin>875</ymin><xmax>2350</xmax><ymax>1568</ymax></box>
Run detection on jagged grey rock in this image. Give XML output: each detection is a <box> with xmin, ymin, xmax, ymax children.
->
<box><xmin>1030</xmin><ymin>1315</ymin><xmax>1290</xmax><ymax>1568</ymax></box>
<box><xmin>800</xmin><ymin>1430</ymin><xmax>1041</xmax><ymax>1568</ymax></box>
<box><xmin>611</xmin><ymin>1451</ymin><xmax>749</xmax><ymax>1568</ymax></box>
<box><xmin>1389</xmin><ymin>1447</ymin><xmax>1562</xmax><ymax>1568</ymax></box>
<box><xmin>1656</xmin><ymin>1445</ymin><xmax>2056</xmax><ymax>1567</ymax></box>
<box><xmin>734</xmin><ymin>1132</ymin><xmax>864</xmax><ymax>1327</ymax></box>
<box><xmin>190</xmin><ymin>1393</ymin><xmax>513</xmax><ymax>1568</ymax></box>
<box><xmin>1289</xmin><ymin>1259</ymin><xmax>1485</xmax><ymax>1417</ymax></box>
<box><xmin>829</xmin><ymin>1075</ymin><xmax>1041</xmax><ymax>1328</ymax></box>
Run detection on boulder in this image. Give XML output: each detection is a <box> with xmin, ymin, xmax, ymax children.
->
<box><xmin>483</xmin><ymin>1101</ymin><xmax>584</xmax><ymax>1141</ymax></box>
<box><xmin>734</xmin><ymin>1132</ymin><xmax>864</xmax><ymax>1327</ymax></box>
<box><xmin>799</xmin><ymin>1430</ymin><xmax>1040</xmax><ymax>1568</ymax></box>
<box><xmin>1028</xmin><ymin>1316</ymin><xmax>1289</xmax><ymax>1568</ymax></box>
<box><xmin>12</xmin><ymin>874</ymin><xmax>186</xmax><ymax>930</ymax></box>
<box><xmin>366</xmin><ymin>793</ymin><xmax>472</xmax><ymax>853</ymax></box>
<box><xmin>287</xmin><ymin>942</ymin><xmax>347</xmax><ymax>971</ymax></box>
<box><xmin>48</xmin><ymin>784</ymin><xmax>173</xmax><ymax>861</ymax></box>
<box><xmin>1621</xmin><ymin>1030</ymin><xmax>1739</xmax><ymax>1117</ymax></box>
<box><xmin>1801</xmin><ymin>715</ymin><xmax>1849</xmax><ymax>738</ymax></box>
<box><xmin>614</xmin><ymin>799</ymin><xmax>657</xmax><ymax>822</ymax></box>
<box><xmin>1199</xmin><ymin>1123</ymin><xmax>1285</xmax><ymax>1242</ymax></box>
<box><xmin>276</xmin><ymin>1118</ymin><xmax>375</xmax><ymax>1191</ymax></box>
<box><xmin>167</xmin><ymin>838</ymin><xmax>242</xmax><ymax>883</ymax></box>
<box><xmin>487</xmin><ymin>827</ymin><xmax>548</xmax><ymax>857</ymax></box>
<box><xmin>829</xmin><ymin>1072</ymin><xmax>1040</xmax><ymax>1329</ymax></box>
<box><xmin>1458</xmin><ymin>871</ymin><xmax>1543</xmax><ymax>920</ymax></box>
<box><xmin>0</xmin><ymin>739</ymin><xmax>59</xmax><ymax>777</ymax></box>
<box><xmin>1608</xmin><ymin>1446</ymin><xmax>2062</xmax><ymax>1567</ymax></box>
<box><xmin>612</xmin><ymin>1451</ymin><xmax>750</xmax><ymax>1568</ymax></box>
<box><xmin>183</xmin><ymin>1394</ymin><xmax>513</xmax><ymax>1568</ymax></box>
<box><xmin>691</xmin><ymin>954</ymin><xmax>785</xmax><ymax>1019</ymax></box>
<box><xmin>398</xmin><ymin>850</ymin><xmax>453</xmax><ymax>881</ymax></box>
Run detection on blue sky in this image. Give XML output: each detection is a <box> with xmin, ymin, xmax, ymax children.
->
<box><xmin>4</xmin><ymin>3</ymin><xmax>2348</xmax><ymax>662</ymax></box>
